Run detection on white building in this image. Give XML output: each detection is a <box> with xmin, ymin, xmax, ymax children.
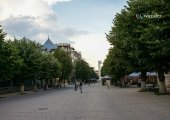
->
<box><xmin>57</xmin><ymin>43</ymin><xmax>82</xmax><ymax>62</ymax></box>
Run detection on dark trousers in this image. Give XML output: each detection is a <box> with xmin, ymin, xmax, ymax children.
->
<box><xmin>79</xmin><ymin>86</ymin><xmax>82</xmax><ymax>93</ymax></box>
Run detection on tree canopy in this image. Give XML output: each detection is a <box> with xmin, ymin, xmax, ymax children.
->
<box><xmin>74</xmin><ymin>59</ymin><xmax>97</xmax><ymax>83</ymax></box>
<box><xmin>0</xmin><ymin>26</ymin><xmax>22</xmax><ymax>81</ymax></box>
<box><xmin>102</xmin><ymin>0</ymin><xmax>170</xmax><ymax>93</ymax></box>
<box><xmin>53</xmin><ymin>48</ymin><xmax>73</xmax><ymax>81</ymax></box>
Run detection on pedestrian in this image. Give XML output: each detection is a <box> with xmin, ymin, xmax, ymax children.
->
<box><xmin>76</xmin><ymin>81</ymin><xmax>79</xmax><ymax>90</ymax></box>
<box><xmin>79</xmin><ymin>81</ymin><xmax>83</xmax><ymax>93</ymax></box>
<box><xmin>106</xmin><ymin>80</ymin><xmax>110</xmax><ymax>90</ymax></box>
<box><xmin>88</xmin><ymin>80</ymin><xmax>90</xmax><ymax>86</ymax></box>
<box><xmin>74</xmin><ymin>81</ymin><xmax>77</xmax><ymax>91</ymax></box>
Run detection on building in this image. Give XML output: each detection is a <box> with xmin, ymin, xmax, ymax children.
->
<box><xmin>56</xmin><ymin>43</ymin><xmax>82</xmax><ymax>62</ymax></box>
<box><xmin>42</xmin><ymin>38</ymin><xmax>82</xmax><ymax>62</ymax></box>
<box><xmin>42</xmin><ymin>36</ymin><xmax>57</xmax><ymax>52</ymax></box>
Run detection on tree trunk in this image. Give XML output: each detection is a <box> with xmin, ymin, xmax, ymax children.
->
<box><xmin>139</xmin><ymin>71</ymin><xmax>147</xmax><ymax>91</ymax></box>
<box><xmin>140</xmin><ymin>81</ymin><xmax>146</xmax><ymax>90</ymax></box>
<box><xmin>33</xmin><ymin>79</ymin><xmax>37</xmax><ymax>92</ymax></box>
<box><xmin>34</xmin><ymin>85</ymin><xmax>37</xmax><ymax>92</ymax></box>
<box><xmin>158</xmin><ymin>69</ymin><xmax>167</xmax><ymax>94</ymax></box>
<box><xmin>52</xmin><ymin>78</ymin><xmax>56</xmax><ymax>88</ymax></box>
<box><xmin>10</xmin><ymin>80</ymin><xmax>13</xmax><ymax>88</ymax></box>
<box><xmin>158</xmin><ymin>81</ymin><xmax>166</xmax><ymax>94</ymax></box>
<box><xmin>43</xmin><ymin>79</ymin><xmax>47</xmax><ymax>90</ymax></box>
<box><xmin>64</xmin><ymin>79</ymin><xmax>65</xmax><ymax>87</ymax></box>
<box><xmin>46</xmin><ymin>80</ymin><xmax>49</xmax><ymax>89</ymax></box>
<box><xmin>20</xmin><ymin>82</ymin><xmax>24</xmax><ymax>94</ymax></box>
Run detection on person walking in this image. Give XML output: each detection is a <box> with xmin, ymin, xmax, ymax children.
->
<box><xmin>106</xmin><ymin>80</ymin><xmax>110</xmax><ymax>90</ymax></box>
<box><xmin>74</xmin><ymin>81</ymin><xmax>77</xmax><ymax>91</ymax></box>
<box><xmin>79</xmin><ymin>81</ymin><xmax>83</xmax><ymax>93</ymax></box>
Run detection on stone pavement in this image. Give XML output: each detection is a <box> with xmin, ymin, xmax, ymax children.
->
<box><xmin>0</xmin><ymin>83</ymin><xmax>170</xmax><ymax>120</ymax></box>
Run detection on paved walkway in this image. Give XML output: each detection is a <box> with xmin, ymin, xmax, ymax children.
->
<box><xmin>0</xmin><ymin>83</ymin><xmax>170</xmax><ymax>120</ymax></box>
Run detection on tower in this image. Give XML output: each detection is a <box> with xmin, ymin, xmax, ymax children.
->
<box><xmin>98</xmin><ymin>60</ymin><xmax>102</xmax><ymax>81</ymax></box>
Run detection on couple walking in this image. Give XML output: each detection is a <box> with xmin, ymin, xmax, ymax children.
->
<box><xmin>75</xmin><ymin>81</ymin><xmax>83</xmax><ymax>93</ymax></box>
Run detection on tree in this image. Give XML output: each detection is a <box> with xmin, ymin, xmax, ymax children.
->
<box><xmin>40</xmin><ymin>52</ymin><xmax>61</xmax><ymax>90</ymax></box>
<box><xmin>53</xmin><ymin>48</ymin><xmax>73</xmax><ymax>87</ymax></box>
<box><xmin>101</xmin><ymin>48</ymin><xmax>130</xmax><ymax>85</ymax></box>
<box><xmin>105</xmin><ymin>0</ymin><xmax>170</xmax><ymax>93</ymax></box>
<box><xmin>0</xmin><ymin>26</ymin><xmax>22</xmax><ymax>82</ymax></box>
<box><xmin>74</xmin><ymin>59</ymin><xmax>96</xmax><ymax>83</ymax></box>
<box><xmin>12</xmin><ymin>38</ymin><xmax>43</xmax><ymax>93</ymax></box>
<box><xmin>126</xmin><ymin>0</ymin><xmax>170</xmax><ymax>93</ymax></box>
<box><xmin>88</xmin><ymin>67</ymin><xmax>98</xmax><ymax>80</ymax></box>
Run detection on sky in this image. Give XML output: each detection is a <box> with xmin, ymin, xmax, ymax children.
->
<box><xmin>0</xmin><ymin>0</ymin><xmax>127</xmax><ymax>70</ymax></box>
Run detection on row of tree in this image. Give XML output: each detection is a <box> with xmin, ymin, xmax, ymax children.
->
<box><xmin>74</xmin><ymin>59</ymin><xmax>98</xmax><ymax>83</ymax></box>
<box><xmin>101</xmin><ymin>0</ymin><xmax>170</xmax><ymax>93</ymax></box>
<box><xmin>0</xmin><ymin>25</ymin><xmax>98</xmax><ymax>93</ymax></box>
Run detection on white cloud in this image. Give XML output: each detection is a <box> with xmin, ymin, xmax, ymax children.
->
<box><xmin>0</xmin><ymin>0</ymin><xmax>110</xmax><ymax>69</ymax></box>
<box><xmin>70</xmin><ymin>33</ymin><xmax>110</xmax><ymax>69</ymax></box>
<box><xmin>0</xmin><ymin>0</ymin><xmax>85</xmax><ymax>44</ymax></box>
<box><xmin>42</xmin><ymin>0</ymin><xmax>71</xmax><ymax>5</ymax></box>
<box><xmin>0</xmin><ymin>0</ymin><xmax>72</xmax><ymax>21</ymax></box>
<box><xmin>1</xmin><ymin>15</ymin><xmax>87</xmax><ymax>44</ymax></box>
<box><xmin>0</xmin><ymin>0</ymin><xmax>53</xmax><ymax>21</ymax></box>
<box><xmin>32</xmin><ymin>33</ymin><xmax>48</xmax><ymax>44</ymax></box>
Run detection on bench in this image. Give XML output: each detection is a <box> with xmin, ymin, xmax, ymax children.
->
<box><xmin>147</xmin><ymin>85</ymin><xmax>159</xmax><ymax>92</ymax></box>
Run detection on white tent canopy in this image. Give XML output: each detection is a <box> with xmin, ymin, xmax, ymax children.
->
<box><xmin>146</xmin><ymin>72</ymin><xmax>158</xmax><ymax>76</ymax></box>
<box><xmin>102</xmin><ymin>75</ymin><xmax>111</xmax><ymax>80</ymax></box>
<box><xmin>129</xmin><ymin>72</ymin><xmax>157</xmax><ymax>78</ymax></box>
<box><xmin>129</xmin><ymin>72</ymin><xmax>141</xmax><ymax>77</ymax></box>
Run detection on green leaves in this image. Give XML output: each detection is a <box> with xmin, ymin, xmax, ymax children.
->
<box><xmin>0</xmin><ymin>30</ymin><xmax>62</xmax><ymax>83</ymax></box>
<box><xmin>102</xmin><ymin>0</ymin><xmax>170</xmax><ymax>82</ymax></box>
<box><xmin>0</xmin><ymin>27</ymin><xmax>22</xmax><ymax>81</ymax></box>
<box><xmin>12</xmin><ymin>38</ymin><xmax>43</xmax><ymax>81</ymax></box>
<box><xmin>40</xmin><ymin>53</ymin><xmax>61</xmax><ymax>80</ymax></box>
<box><xmin>74</xmin><ymin>59</ymin><xmax>96</xmax><ymax>82</ymax></box>
<box><xmin>53</xmin><ymin>48</ymin><xmax>73</xmax><ymax>80</ymax></box>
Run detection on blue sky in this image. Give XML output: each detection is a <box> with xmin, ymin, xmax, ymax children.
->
<box><xmin>0</xmin><ymin>0</ymin><xmax>127</xmax><ymax>69</ymax></box>
<box><xmin>53</xmin><ymin>0</ymin><xmax>127</xmax><ymax>32</ymax></box>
